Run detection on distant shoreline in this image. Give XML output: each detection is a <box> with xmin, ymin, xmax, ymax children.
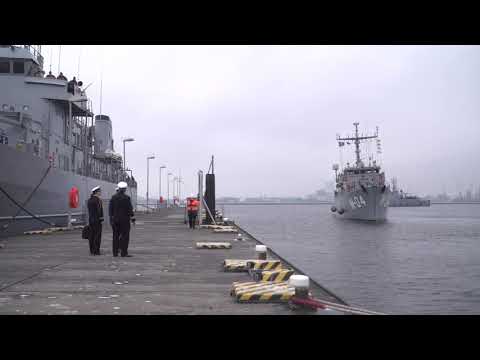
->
<box><xmin>217</xmin><ymin>201</ymin><xmax>480</xmax><ymax>206</ymax></box>
<box><xmin>217</xmin><ymin>202</ymin><xmax>332</xmax><ymax>205</ymax></box>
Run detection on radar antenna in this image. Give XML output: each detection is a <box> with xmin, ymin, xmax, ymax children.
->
<box><xmin>57</xmin><ymin>45</ymin><xmax>61</xmax><ymax>74</ymax></box>
<box><xmin>337</xmin><ymin>122</ymin><xmax>378</xmax><ymax>167</ymax></box>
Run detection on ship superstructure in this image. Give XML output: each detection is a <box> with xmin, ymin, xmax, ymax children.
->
<box><xmin>331</xmin><ymin>123</ymin><xmax>389</xmax><ymax>221</ymax></box>
<box><xmin>0</xmin><ymin>45</ymin><xmax>137</xmax><ymax>236</ymax></box>
<box><xmin>389</xmin><ymin>178</ymin><xmax>430</xmax><ymax>207</ymax></box>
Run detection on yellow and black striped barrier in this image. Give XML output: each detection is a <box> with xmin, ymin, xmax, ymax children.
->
<box><xmin>213</xmin><ymin>228</ymin><xmax>237</xmax><ymax>233</ymax></box>
<box><xmin>24</xmin><ymin>225</ymin><xmax>84</xmax><ymax>235</ymax></box>
<box><xmin>24</xmin><ymin>229</ymin><xmax>53</xmax><ymax>235</ymax></box>
<box><xmin>46</xmin><ymin>225</ymin><xmax>84</xmax><ymax>232</ymax></box>
<box><xmin>196</xmin><ymin>242</ymin><xmax>232</xmax><ymax>249</ymax></box>
<box><xmin>246</xmin><ymin>260</ymin><xmax>282</xmax><ymax>271</ymax></box>
<box><xmin>253</xmin><ymin>269</ymin><xmax>295</xmax><ymax>282</ymax></box>
<box><xmin>224</xmin><ymin>259</ymin><xmax>283</xmax><ymax>272</ymax></box>
<box><xmin>230</xmin><ymin>281</ymin><xmax>295</xmax><ymax>303</ymax></box>
<box><xmin>223</xmin><ymin>259</ymin><xmax>253</xmax><ymax>272</ymax></box>
<box><xmin>200</xmin><ymin>225</ymin><xmax>235</xmax><ymax>230</ymax></box>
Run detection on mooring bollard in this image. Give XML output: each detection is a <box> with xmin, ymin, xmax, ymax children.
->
<box><xmin>288</xmin><ymin>275</ymin><xmax>329</xmax><ymax>312</ymax></box>
<box><xmin>256</xmin><ymin>245</ymin><xmax>267</xmax><ymax>260</ymax></box>
<box><xmin>289</xmin><ymin>275</ymin><xmax>309</xmax><ymax>298</ymax></box>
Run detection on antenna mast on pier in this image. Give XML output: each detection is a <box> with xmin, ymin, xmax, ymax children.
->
<box><xmin>77</xmin><ymin>46</ymin><xmax>82</xmax><ymax>79</ymax></box>
<box><xmin>57</xmin><ymin>45</ymin><xmax>62</xmax><ymax>74</ymax></box>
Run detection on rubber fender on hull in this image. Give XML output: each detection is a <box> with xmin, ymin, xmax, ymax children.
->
<box><xmin>331</xmin><ymin>206</ymin><xmax>337</xmax><ymax>212</ymax></box>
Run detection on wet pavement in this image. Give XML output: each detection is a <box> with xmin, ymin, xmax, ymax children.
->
<box><xmin>0</xmin><ymin>208</ymin><xmax>342</xmax><ymax>314</ymax></box>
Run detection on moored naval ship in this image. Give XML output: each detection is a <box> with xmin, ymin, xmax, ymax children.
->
<box><xmin>389</xmin><ymin>178</ymin><xmax>430</xmax><ymax>207</ymax></box>
<box><xmin>0</xmin><ymin>45</ymin><xmax>137</xmax><ymax>237</ymax></box>
<box><xmin>331</xmin><ymin>123</ymin><xmax>390</xmax><ymax>221</ymax></box>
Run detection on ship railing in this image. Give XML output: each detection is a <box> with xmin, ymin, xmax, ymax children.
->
<box><xmin>23</xmin><ymin>45</ymin><xmax>44</xmax><ymax>68</ymax></box>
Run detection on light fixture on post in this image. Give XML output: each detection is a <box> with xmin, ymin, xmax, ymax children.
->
<box><xmin>159</xmin><ymin>165</ymin><xmax>166</xmax><ymax>209</ymax></box>
<box><xmin>122</xmin><ymin>138</ymin><xmax>135</xmax><ymax>174</ymax></box>
<box><xmin>167</xmin><ymin>172</ymin><xmax>173</xmax><ymax>208</ymax></box>
<box><xmin>146</xmin><ymin>155</ymin><xmax>155</xmax><ymax>212</ymax></box>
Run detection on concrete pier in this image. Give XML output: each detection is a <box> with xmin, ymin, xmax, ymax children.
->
<box><xmin>0</xmin><ymin>208</ymin><xmax>345</xmax><ymax>315</ymax></box>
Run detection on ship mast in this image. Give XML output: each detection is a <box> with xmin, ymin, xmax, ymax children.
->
<box><xmin>337</xmin><ymin>122</ymin><xmax>378</xmax><ymax>167</ymax></box>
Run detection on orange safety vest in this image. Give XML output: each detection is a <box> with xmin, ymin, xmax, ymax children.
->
<box><xmin>187</xmin><ymin>199</ymin><xmax>199</xmax><ymax>212</ymax></box>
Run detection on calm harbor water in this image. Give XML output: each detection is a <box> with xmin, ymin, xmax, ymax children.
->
<box><xmin>223</xmin><ymin>204</ymin><xmax>480</xmax><ymax>314</ymax></box>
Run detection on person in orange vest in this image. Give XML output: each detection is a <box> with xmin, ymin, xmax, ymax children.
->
<box><xmin>187</xmin><ymin>195</ymin><xmax>199</xmax><ymax>229</ymax></box>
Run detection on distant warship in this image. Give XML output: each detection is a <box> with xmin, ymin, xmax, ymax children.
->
<box><xmin>389</xmin><ymin>178</ymin><xmax>430</xmax><ymax>207</ymax></box>
<box><xmin>331</xmin><ymin>123</ymin><xmax>390</xmax><ymax>221</ymax></box>
<box><xmin>0</xmin><ymin>45</ymin><xmax>137</xmax><ymax>237</ymax></box>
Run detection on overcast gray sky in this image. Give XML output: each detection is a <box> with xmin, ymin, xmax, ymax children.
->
<box><xmin>46</xmin><ymin>45</ymin><xmax>480</xmax><ymax>198</ymax></box>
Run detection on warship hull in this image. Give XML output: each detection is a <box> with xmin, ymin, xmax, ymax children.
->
<box><xmin>0</xmin><ymin>145</ymin><xmax>137</xmax><ymax>238</ymax></box>
<box><xmin>333</xmin><ymin>186</ymin><xmax>390</xmax><ymax>221</ymax></box>
<box><xmin>389</xmin><ymin>198</ymin><xmax>430</xmax><ymax>207</ymax></box>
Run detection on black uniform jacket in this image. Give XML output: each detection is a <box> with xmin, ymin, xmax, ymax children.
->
<box><xmin>109</xmin><ymin>192</ymin><xmax>134</xmax><ymax>224</ymax></box>
<box><xmin>87</xmin><ymin>195</ymin><xmax>104</xmax><ymax>225</ymax></box>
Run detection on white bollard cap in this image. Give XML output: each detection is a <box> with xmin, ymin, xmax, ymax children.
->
<box><xmin>255</xmin><ymin>245</ymin><xmax>267</xmax><ymax>253</ymax></box>
<box><xmin>289</xmin><ymin>275</ymin><xmax>309</xmax><ymax>288</ymax></box>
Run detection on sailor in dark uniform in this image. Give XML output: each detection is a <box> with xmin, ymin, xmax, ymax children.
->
<box><xmin>57</xmin><ymin>72</ymin><xmax>67</xmax><ymax>81</ymax></box>
<box><xmin>87</xmin><ymin>186</ymin><xmax>104</xmax><ymax>255</ymax></box>
<box><xmin>110</xmin><ymin>181</ymin><xmax>135</xmax><ymax>257</ymax></box>
<box><xmin>109</xmin><ymin>186</ymin><xmax>120</xmax><ymax>257</ymax></box>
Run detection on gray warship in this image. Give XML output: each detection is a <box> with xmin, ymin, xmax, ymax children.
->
<box><xmin>0</xmin><ymin>45</ymin><xmax>137</xmax><ymax>237</ymax></box>
<box><xmin>389</xmin><ymin>177</ymin><xmax>430</xmax><ymax>207</ymax></box>
<box><xmin>331</xmin><ymin>123</ymin><xmax>390</xmax><ymax>221</ymax></box>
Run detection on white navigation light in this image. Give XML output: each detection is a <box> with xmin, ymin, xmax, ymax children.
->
<box><xmin>23</xmin><ymin>105</ymin><xmax>29</xmax><ymax>112</ymax></box>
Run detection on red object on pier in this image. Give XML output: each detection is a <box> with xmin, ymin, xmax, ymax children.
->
<box><xmin>290</xmin><ymin>296</ymin><xmax>327</xmax><ymax>310</ymax></box>
<box><xmin>69</xmin><ymin>187</ymin><xmax>79</xmax><ymax>208</ymax></box>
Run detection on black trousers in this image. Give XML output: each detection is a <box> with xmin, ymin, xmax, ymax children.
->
<box><xmin>88</xmin><ymin>223</ymin><xmax>102</xmax><ymax>254</ymax></box>
<box><xmin>117</xmin><ymin>221</ymin><xmax>131</xmax><ymax>256</ymax></box>
<box><xmin>188</xmin><ymin>211</ymin><xmax>197</xmax><ymax>228</ymax></box>
<box><xmin>112</xmin><ymin>222</ymin><xmax>120</xmax><ymax>256</ymax></box>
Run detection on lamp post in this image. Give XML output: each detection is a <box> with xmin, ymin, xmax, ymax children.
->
<box><xmin>173</xmin><ymin>176</ymin><xmax>178</xmax><ymax>206</ymax></box>
<box><xmin>178</xmin><ymin>176</ymin><xmax>183</xmax><ymax>206</ymax></box>
<box><xmin>146</xmin><ymin>155</ymin><xmax>155</xmax><ymax>212</ymax></box>
<box><xmin>159</xmin><ymin>165</ymin><xmax>166</xmax><ymax>209</ymax></box>
<box><xmin>122</xmin><ymin>138</ymin><xmax>135</xmax><ymax>173</ymax></box>
<box><xmin>178</xmin><ymin>170</ymin><xmax>182</xmax><ymax>205</ymax></box>
<box><xmin>167</xmin><ymin>172</ymin><xmax>172</xmax><ymax>208</ymax></box>
<box><xmin>125</xmin><ymin>168</ymin><xmax>134</xmax><ymax>209</ymax></box>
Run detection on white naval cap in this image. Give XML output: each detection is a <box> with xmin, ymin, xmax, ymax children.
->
<box><xmin>117</xmin><ymin>181</ymin><xmax>128</xmax><ymax>189</ymax></box>
<box><xmin>91</xmin><ymin>186</ymin><xmax>101</xmax><ymax>193</ymax></box>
